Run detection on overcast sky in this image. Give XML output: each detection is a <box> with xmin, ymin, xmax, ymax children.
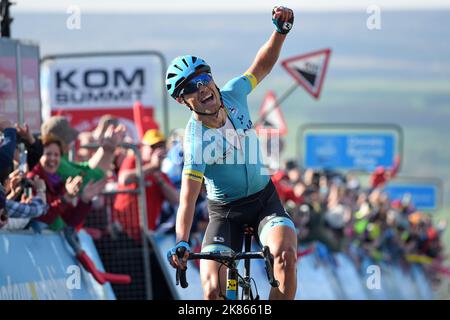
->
<box><xmin>14</xmin><ymin>0</ymin><xmax>450</xmax><ymax>13</ymax></box>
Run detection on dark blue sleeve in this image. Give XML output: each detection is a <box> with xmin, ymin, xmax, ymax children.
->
<box><xmin>0</xmin><ymin>128</ymin><xmax>17</xmax><ymax>168</ymax></box>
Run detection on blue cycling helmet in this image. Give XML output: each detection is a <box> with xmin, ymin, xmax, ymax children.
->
<box><xmin>166</xmin><ymin>55</ymin><xmax>211</xmax><ymax>99</ymax></box>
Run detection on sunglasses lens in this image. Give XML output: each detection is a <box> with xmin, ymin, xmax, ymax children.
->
<box><xmin>181</xmin><ymin>83</ymin><xmax>198</xmax><ymax>95</ymax></box>
<box><xmin>180</xmin><ymin>74</ymin><xmax>212</xmax><ymax>96</ymax></box>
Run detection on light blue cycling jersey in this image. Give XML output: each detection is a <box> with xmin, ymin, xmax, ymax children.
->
<box><xmin>183</xmin><ymin>73</ymin><xmax>270</xmax><ymax>202</ymax></box>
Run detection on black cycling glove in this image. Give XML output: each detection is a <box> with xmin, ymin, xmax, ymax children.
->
<box><xmin>272</xmin><ymin>7</ymin><xmax>294</xmax><ymax>35</ymax></box>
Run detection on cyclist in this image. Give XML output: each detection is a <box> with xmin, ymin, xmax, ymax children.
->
<box><xmin>167</xmin><ymin>6</ymin><xmax>297</xmax><ymax>300</ymax></box>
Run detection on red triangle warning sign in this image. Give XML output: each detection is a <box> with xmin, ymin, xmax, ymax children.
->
<box><xmin>255</xmin><ymin>91</ymin><xmax>287</xmax><ymax>136</ymax></box>
<box><xmin>281</xmin><ymin>48</ymin><xmax>331</xmax><ymax>99</ymax></box>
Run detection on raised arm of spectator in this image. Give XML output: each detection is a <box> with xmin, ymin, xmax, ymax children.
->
<box><xmin>388</xmin><ymin>155</ymin><xmax>401</xmax><ymax>181</ymax></box>
<box><xmin>16</xmin><ymin>123</ymin><xmax>43</xmax><ymax>169</ymax></box>
<box><xmin>87</xmin><ymin>124</ymin><xmax>126</xmax><ymax>172</ymax></box>
<box><xmin>327</xmin><ymin>184</ymin><xmax>339</xmax><ymax>208</ymax></box>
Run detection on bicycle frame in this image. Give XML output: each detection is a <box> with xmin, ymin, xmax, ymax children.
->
<box><xmin>226</xmin><ymin>262</ymin><xmax>238</xmax><ymax>300</ymax></box>
<box><xmin>224</xmin><ymin>231</ymin><xmax>252</xmax><ymax>300</ymax></box>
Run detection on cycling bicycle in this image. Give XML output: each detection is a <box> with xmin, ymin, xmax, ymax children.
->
<box><xmin>175</xmin><ymin>226</ymin><xmax>279</xmax><ymax>300</ymax></box>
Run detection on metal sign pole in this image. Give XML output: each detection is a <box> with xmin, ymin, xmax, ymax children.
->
<box><xmin>253</xmin><ymin>82</ymin><xmax>298</xmax><ymax>128</ymax></box>
<box><xmin>128</xmin><ymin>142</ymin><xmax>153</xmax><ymax>300</ymax></box>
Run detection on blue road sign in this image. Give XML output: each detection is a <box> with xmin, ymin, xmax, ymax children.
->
<box><xmin>384</xmin><ymin>184</ymin><xmax>438</xmax><ymax>211</ymax></box>
<box><xmin>303</xmin><ymin>133</ymin><xmax>396</xmax><ymax>171</ymax></box>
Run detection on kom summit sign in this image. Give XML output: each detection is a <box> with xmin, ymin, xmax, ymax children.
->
<box><xmin>41</xmin><ymin>51</ymin><xmax>168</xmax><ymax>138</ymax></box>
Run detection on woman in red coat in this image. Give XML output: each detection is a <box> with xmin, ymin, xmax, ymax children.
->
<box><xmin>28</xmin><ymin>135</ymin><xmax>105</xmax><ymax>230</ymax></box>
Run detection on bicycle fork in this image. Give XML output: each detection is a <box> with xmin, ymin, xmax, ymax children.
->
<box><xmin>242</xmin><ymin>231</ymin><xmax>253</xmax><ymax>300</ymax></box>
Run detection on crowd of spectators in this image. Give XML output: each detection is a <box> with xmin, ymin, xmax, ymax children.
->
<box><xmin>270</xmin><ymin>158</ymin><xmax>447</xmax><ymax>284</ymax></box>
<box><xmin>0</xmin><ymin>114</ymin><xmax>124</xmax><ymax>232</ymax></box>
<box><xmin>1</xmin><ymin>113</ymin><xmax>447</xmax><ymax>294</ymax></box>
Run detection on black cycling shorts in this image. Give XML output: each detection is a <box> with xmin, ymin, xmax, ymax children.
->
<box><xmin>202</xmin><ymin>179</ymin><xmax>296</xmax><ymax>253</ymax></box>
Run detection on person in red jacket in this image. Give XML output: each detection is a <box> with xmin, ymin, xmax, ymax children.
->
<box><xmin>114</xmin><ymin>129</ymin><xmax>179</xmax><ymax>240</ymax></box>
<box><xmin>28</xmin><ymin>135</ymin><xmax>105</xmax><ymax>230</ymax></box>
<box><xmin>271</xmin><ymin>160</ymin><xmax>304</xmax><ymax>205</ymax></box>
<box><xmin>370</xmin><ymin>155</ymin><xmax>401</xmax><ymax>189</ymax></box>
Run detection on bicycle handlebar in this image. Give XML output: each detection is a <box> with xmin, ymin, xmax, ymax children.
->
<box><xmin>188</xmin><ymin>251</ymin><xmax>264</xmax><ymax>262</ymax></box>
<box><xmin>174</xmin><ymin>246</ymin><xmax>279</xmax><ymax>289</ymax></box>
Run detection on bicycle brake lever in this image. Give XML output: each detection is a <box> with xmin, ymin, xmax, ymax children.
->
<box><xmin>176</xmin><ymin>247</ymin><xmax>189</xmax><ymax>288</ymax></box>
<box><xmin>176</xmin><ymin>267</ymin><xmax>189</xmax><ymax>288</ymax></box>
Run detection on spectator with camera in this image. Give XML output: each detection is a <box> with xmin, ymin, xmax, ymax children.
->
<box><xmin>0</xmin><ymin>175</ymin><xmax>48</xmax><ymax>230</ymax></box>
<box><xmin>1</xmin><ymin>117</ymin><xmax>49</xmax><ymax>230</ymax></box>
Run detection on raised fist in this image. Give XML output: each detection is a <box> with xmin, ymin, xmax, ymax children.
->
<box><xmin>272</xmin><ymin>6</ymin><xmax>294</xmax><ymax>35</ymax></box>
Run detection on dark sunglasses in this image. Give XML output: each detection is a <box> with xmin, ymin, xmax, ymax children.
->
<box><xmin>180</xmin><ymin>73</ymin><xmax>213</xmax><ymax>96</ymax></box>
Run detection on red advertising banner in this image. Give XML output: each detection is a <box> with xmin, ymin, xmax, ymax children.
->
<box><xmin>21</xmin><ymin>46</ymin><xmax>42</xmax><ymax>133</ymax></box>
<box><xmin>0</xmin><ymin>39</ymin><xmax>18</xmax><ymax>123</ymax></box>
<box><xmin>0</xmin><ymin>40</ymin><xmax>41</xmax><ymax>132</ymax></box>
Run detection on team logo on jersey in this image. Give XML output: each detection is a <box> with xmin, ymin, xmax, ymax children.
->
<box><xmin>229</xmin><ymin>106</ymin><xmax>238</xmax><ymax>116</ymax></box>
<box><xmin>214</xmin><ymin>236</ymin><xmax>225</xmax><ymax>243</ymax></box>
